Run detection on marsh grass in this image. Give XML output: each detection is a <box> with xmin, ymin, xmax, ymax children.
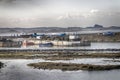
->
<box><xmin>28</xmin><ymin>62</ymin><xmax>120</xmax><ymax>71</ymax></box>
<box><xmin>0</xmin><ymin>52</ymin><xmax>120</xmax><ymax>59</ymax></box>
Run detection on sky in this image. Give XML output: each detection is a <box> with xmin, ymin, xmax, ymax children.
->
<box><xmin>0</xmin><ymin>0</ymin><xmax>120</xmax><ymax>28</ymax></box>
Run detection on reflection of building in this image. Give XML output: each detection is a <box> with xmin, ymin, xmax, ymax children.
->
<box><xmin>0</xmin><ymin>39</ymin><xmax>22</xmax><ymax>47</ymax></box>
<box><xmin>22</xmin><ymin>40</ymin><xmax>35</xmax><ymax>47</ymax></box>
<box><xmin>0</xmin><ymin>42</ymin><xmax>4</xmax><ymax>47</ymax></box>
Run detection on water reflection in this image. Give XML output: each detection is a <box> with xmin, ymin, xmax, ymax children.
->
<box><xmin>0</xmin><ymin>42</ymin><xmax>120</xmax><ymax>50</ymax></box>
<box><xmin>21</xmin><ymin>42</ymin><xmax>120</xmax><ymax>49</ymax></box>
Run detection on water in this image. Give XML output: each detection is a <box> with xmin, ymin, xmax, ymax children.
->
<box><xmin>90</xmin><ymin>42</ymin><xmax>120</xmax><ymax>49</ymax></box>
<box><xmin>0</xmin><ymin>59</ymin><xmax>120</xmax><ymax>80</ymax></box>
<box><xmin>21</xmin><ymin>42</ymin><xmax>120</xmax><ymax>49</ymax></box>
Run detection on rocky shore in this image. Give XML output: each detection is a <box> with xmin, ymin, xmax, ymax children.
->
<box><xmin>0</xmin><ymin>62</ymin><xmax>3</xmax><ymax>69</ymax></box>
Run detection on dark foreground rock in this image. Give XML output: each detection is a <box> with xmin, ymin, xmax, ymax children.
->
<box><xmin>28</xmin><ymin>62</ymin><xmax>120</xmax><ymax>71</ymax></box>
<box><xmin>0</xmin><ymin>62</ymin><xmax>4</xmax><ymax>69</ymax></box>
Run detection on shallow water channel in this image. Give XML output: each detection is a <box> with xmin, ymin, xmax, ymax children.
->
<box><xmin>0</xmin><ymin>58</ymin><xmax>120</xmax><ymax>80</ymax></box>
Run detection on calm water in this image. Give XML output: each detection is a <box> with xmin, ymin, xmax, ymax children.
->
<box><xmin>0</xmin><ymin>59</ymin><xmax>120</xmax><ymax>80</ymax></box>
<box><xmin>21</xmin><ymin>42</ymin><xmax>120</xmax><ymax>49</ymax></box>
<box><xmin>90</xmin><ymin>42</ymin><xmax>120</xmax><ymax>49</ymax></box>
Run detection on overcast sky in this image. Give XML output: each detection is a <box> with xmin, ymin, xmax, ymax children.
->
<box><xmin>0</xmin><ymin>0</ymin><xmax>120</xmax><ymax>28</ymax></box>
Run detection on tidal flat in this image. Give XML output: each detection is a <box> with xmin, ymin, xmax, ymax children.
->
<box><xmin>28</xmin><ymin>62</ymin><xmax>120</xmax><ymax>71</ymax></box>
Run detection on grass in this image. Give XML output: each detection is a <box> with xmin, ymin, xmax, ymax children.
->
<box><xmin>0</xmin><ymin>52</ymin><xmax>120</xmax><ymax>59</ymax></box>
<box><xmin>28</xmin><ymin>62</ymin><xmax>120</xmax><ymax>71</ymax></box>
<box><xmin>43</xmin><ymin>53</ymin><xmax>120</xmax><ymax>60</ymax></box>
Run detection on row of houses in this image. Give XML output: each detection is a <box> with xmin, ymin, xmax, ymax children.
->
<box><xmin>20</xmin><ymin>33</ymin><xmax>80</xmax><ymax>41</ymax></box>
<box><xmin>0</xmin><ymin>31</ymin><xmax>116</xmax><ymax>48</ymax></box>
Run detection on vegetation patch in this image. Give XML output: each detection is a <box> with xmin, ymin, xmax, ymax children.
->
<box><xmin>28</xmin><ymin>62</ymin><xmax>120</xmax><ymax>71</ymax></box>
<box><xmin>43</xmin><ymin>53</ymin><xmax>120</xmax><ymax>60</ymax></box>
<box><xmin>0</xmin><ymin>52</ymin><xmax>120</xmax><ymax>59</ymax></box>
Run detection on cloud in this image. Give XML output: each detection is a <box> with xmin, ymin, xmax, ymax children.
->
<box><xmin>90</xmin><ymin>9</ymin><xmax>99</xmax><ymax>13</ymax></box>
<box><xmin>0</xmin><ymin>0</ymin><xmax>49</xmax><ymax>8</ymax></box>
<box><xmin>1</xmin><ymin>10</ymin><xmax>120</xmax><ymax>27</ymax></box>
<box><xmin>57</xmin><ymin>13</ymin><xmax>73</xmax><ymax>20</ymax></box>
<box><xmin>55</xmin><ymin>11</ymin><xmax>120</xmax><ymax>27</ymax></box>
<box><xmin>0</xmin><ymin>0</ymin><xmax>120</xmax><ymax>27</ymax></box>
